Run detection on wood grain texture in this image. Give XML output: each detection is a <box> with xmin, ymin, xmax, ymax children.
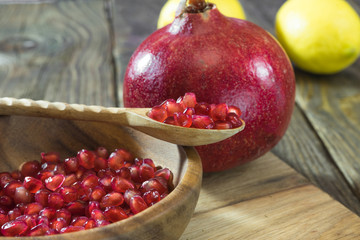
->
<box><xmin>181</xmin><ymin>153</ymin><xmax>360</xmax><ymax>240</ymax></box>
<box><xmin>241</xmin><ymin>0</ymin><xmax>360</xmax><ymax>215</ymax></box>
<box><xmin>0</xmin><ymin>0</ymin><xmax>115</xmax><ymax>106</ymax></box>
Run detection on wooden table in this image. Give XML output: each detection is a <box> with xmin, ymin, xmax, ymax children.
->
<box><xmin>0</xmin><ymin>0</ymin><xmax>360</xmax><ymax>238</ymax></box>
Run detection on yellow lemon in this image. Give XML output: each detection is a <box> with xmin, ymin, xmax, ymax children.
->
<box><xmin>157</xmin><ymin>0</ymin><xmax>246</xmax><ymax>29</ymax></box>
<box><xmin>275</xmin><ymin>0</ymin><xmax>360</xmax><ymax>74</ymax></box>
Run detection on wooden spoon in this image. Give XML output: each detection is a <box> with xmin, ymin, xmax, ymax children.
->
<box><xmin>0</xmin><ymin>97</ymin><xmax>245</xmax><ymax>146</ymax></box>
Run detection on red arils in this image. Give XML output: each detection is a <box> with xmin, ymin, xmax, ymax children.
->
<box><xmin>130</xmin><ymin>195</ymin><xmax>147</xmax><ymax>214</ymax></box>
<box><xmin>23</xmin><ymin>176</ymin><xmax>43</xmax><ymax>193</ymax></box>
<box><xmin>45</xmin><ymin>174</ymin><xmax>65</xmax><ymax>191</ymax></box>
<box><xmin>148</xmin><ymin>106</ymin><xmax>167</xmax><ymax>122</ymax></box>
<box><xmin>20</xmin><ymin>160</ymin><xmax>41</xmax><ymax>177</ymax></box>
<box><xmin>77</xmin><ymin>150</ymin><xmax>96</xmax><ymax>169</ymax></box>
<box><xmin>100</xmin><ymin>192</ymin><xmax>124</xmax><ymax>209</ymax></box>
<box><xmin>148</xmin><ymin>92</ymin><xmax>243</xmax><ymax>129</ymax></box>
<box><xmin>0</xmin><ymin>147</ymin><xmax>174</xmax><ymax>237</ymax></box>
<box><xmin>1</xmin><ymin>220</ymin><xmax>28</xmax><ymax>236</ymax></box>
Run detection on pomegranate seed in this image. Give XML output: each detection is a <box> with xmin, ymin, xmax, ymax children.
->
<box><xmin>35</xmin><ymin>189</ymin><xmax>50</xmax><ymax>207</ymax></box>
<box><xmin>94</xmin><ymin>157</ymin><xmax>108</xmax><ymax>171</ymax></box>
<box><xmin>90</xmin><ymin>209</ymin><xmax>106</xmax><ymax>221</ymax></box>
<box><xmin>129</xmin><ymin>165</ymin><xmax>141</xmax><ymax>183</ymax></box>
<box><xmin>66</xmin><ymin>201</ymin><xmax>86</xmax><ymax>216</ymax></box>
<box><xmin>140</xmin><ymin>177</ymin><xmax>168</xmax><ymax>194</ymax></box>
<box><xmin>143</xmin><ymin>190</ymin><xmax>161</xmax><ymax>206</ymax></box>
<box><xmin>62</xmin><ymin>174</ymin><xmax>77</xmax><ymax>187</ymax></box>
<box><xmin>99</xmin><ymin>176</ymin><xmax>113</xmax><ymax>192</ymax></box>
<box><xmin>1</xmin><ymin>220</ymin><xmax>28</xmax><ymax>236</ymax></box>
<box><xmin>182</xmin><ymin>92</ymin><xmax>197</xmax><ymax>108</ymax></box>
<box><xmin>64</xmin><ymin>157</ymin><xmax>79</xmax><ymax>173</ymax></box>
<box><xmin>147</xmin><ymin>105</ymin><xmax>168</xmax><ymax>122</ymax></box>
<box><xmin>0</xmin><ymin>174</ymin><xmax>14</xmax><ymax>189</ymax></box>
<box><xmin>37</xmin><ymin>215</ymin><xmax>49</xmax><ymax>225</ymax></box>
<box><xmin>10</xmin><ymin>170</ymin><xmax>22</xmax><ymax>181</ymax></box>
<box><xmin>96</xmin><ymin>220</ymin><xmax>110</xmax><ymax>227</ymax></box>
<box><xmin>100</xmin><ymin>192</ymin><xmax>124</xmax><ymax>209</ymax></box>
<box><xmin>28</xmin><ymin>223</ymin><xmax>50</xmax><ymax>236</ymax></box>
<box><xmin>0</xmin><ymin>212</ymin><xmax>9</xmax><ymax>227</ymax></box>
<box><xmin>174</xmin><ymin>112</ymin><xmax>192</xmax><ymax>127</ymax></box>
<box><xmin>192</xmin><ymin>115</ymin><xmax>215</xmax><ymax>129</ymax></box>
<box><xmin>139</xmin><ymin>164</ymin><xmax>155</xmax><ymax>181</ymax></box>
<box><xmin>228</xmin><ymin>105</ymin><xmax>242</xmax><ymax>116</ymax></box>
<box><xmin>55</xmin><ymin>208</ymin><xmax>72</xmax><ymax>224</ymax></box>
<box><xmin>60</xmin><ymin>225</ymin><xmax>85</xmax><ymax>233</ymax></box>
<box><xmin>84</xmin><ymin>219</ymin><xmax>96</xmax><ymax>229</ymax></box>
<box><xmin>24</xmin><ymin>202</ymin><xmax>43</xmax><ymax>215</ymax></box>
<box><xmin>226</xmin><ymin>112</ymin><xmax>243</xmax><ymax>128</ymax></box>
<box><xmin>50</xmin><ymin>218</ymin><xmax>67</xmax><ymax>232</ymax></box>
<box><xmin>89</xmin><ymin>186</ymin><xmax>106</xmax><ymax>201</ymax></box>
<box><xmin>41</xmin><ymin>152</ymin><xmax>60</xmax><ymax>163</ymax></box>
<box><xmin>95</xmin><ymin>147</ymin><xmax>109</xmax><ymax>159</ymax></box>
<box><xmin>23</xmin><ymin>176</ymin><xmax>43</xmax><ymax>193</ymax></box>
<box><xmin>16</xmin><ymin>214</ymin><xmax>37</xmax><ymax>228</ymax></box>
<box><xmin>3</xmin><ymin>181</ymin><xmax>23</xmax><ymax>198</ymax></box>
<box><xmin>194</xmin><ymin>102</ymin><xmax>211</xmax><ymax>115</ymax></box>
<box><xmin>164</xmin><ymin>100</ymin><xmax>184</xmax><ymax>117</ymax></box>
<box><xmin>112</xmin><ymin>176</ymin><xmax>135</xmax><ymax>193</ymax></box>
<box><xmin>7</xmin><ymin>208</ymin><xmax>22</xmax><ymax>221</ymax></box>
<box><xmin>13</xmin><ymin>186</ymin><xmax>32</xmax><ymax>204</ymax></box>
<box><xmin>163</xmin><ymin>116</ymin><xmax>176</xmax><ymax>125</ymax></box>
<box><xmin>97</xmin><ymin>168</ymin><xmax>115</xmax><ymax>178</ymax></box>
<box><xmin>116</xmin><ymin>167</ymin><xmax>131</xmax><ymax>180</ymax></box>
<box><xmin>59</xmin><ymin>186</ymin><xmax>78</xmax><ymax>203</ymax></box>
<box><xmin>143</xmin><ymin>159</ymin><xmax>156</xmax><ymax>168</ymax></box>
<box><xmin>155</xmin><ymin>168</ymin><xmax>174</xmax><ymax>186</ymax></box>
<box><xmin>214</xmin><ymin>121</ymin><xmax>233</xmax><ymax>129</ymax></box>
<box><xmin>124</xmin><ymin>189</ymin><xmax>141</xmax><ymax>206</ymax></box>
<box><xmin>108</xmin><ymin>152</ymin><xmax>128</xmax><ymax>170</ymax></box>
<box><xmin>81</xmin><ymin>174</ymin><xmax>99</xmax><ymax>190</ymax></box>
<box><xmin>77</xmin><ymin>149</ymin><xmax>96</xmax><ymax>169</ymax></box>
<box><xmin>45</xmin><ymin>174</ymin><xmax>65</xmax><ymax>191</ymax></box>
<box><xmin>0</xmin><ymin>195</ymin><xmax>13</xmax><ymax>207</ymax></box>
<box><xmin>71</xmin><ymin>216</ymin><xmax>88</xmax><ymax>227</ymax></box>
<box><xmin>39</xmin><ymin>207</ymin><xmax>56</xmax><ymax>220</ymax></box>
<box><xmin>77</xmin><ymin>185</ymin><xmax>91</xmax><ymax>201</ymax></box>
<box><xmin>86</xmin><ymin>201</ymin><xmax>100</xmax><ymax>217</ymax></box>
<box><xmin>183</xmin><ymin>107</ymin><xmax>195</xmax><ymax>116</ymax></box>
<box><xmin>211</xmin><ymin>103</ymin><xmax>228</xmax><ymax>121</ymax></box>
<box><xmin>37</xmin><ymin>170</ymin><xmax>54</xmax><ymax>182</ymax></box>
<box><xmin>130</xmin><ymin>195</ymin><xmax>147</xmax><ymax>214</ymax></box>
<box><xmin>48</xmin><ymin>193</ymin><xmax>64</xmax><ymax>209</ymax></box>
<box><xmin>20</xmin><ymin>161</ymin><xmax>41</xmax><ymax>178</ymax></box>
<box><xmin>104</xmin><ymin>206</ymin><xmax>128</xmax><ymax>223</ymax></box>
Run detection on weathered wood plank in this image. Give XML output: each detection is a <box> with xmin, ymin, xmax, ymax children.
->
<box><xmin>0</xmin><ymin>0</ymin><xmax>115</xmax><ymax>106</ymax></box>
<box><xmin>182</xmin><ymin>184</ymin><xmax>360</xmax><ymax>240</ymax></box>
<box><xmin>111</xmin><ymin>0</ymin><xmax>165</xmax><ymax>107</ymax></box>
<box><xmin>241</xmin><ymin>0</ymin><xmax>360</xmax><ymax>215</ymax></box>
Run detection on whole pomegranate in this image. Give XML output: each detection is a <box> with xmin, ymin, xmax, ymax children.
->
<box><xmin>123</xmin><ymin>0</ymin><xmax>295</xmax><ymax>172</ymax></box>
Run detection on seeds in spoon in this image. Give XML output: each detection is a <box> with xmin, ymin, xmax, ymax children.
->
<box><xmin>148</xmin><ymin>92</ymin><xmax>242</xmax><ymax>129</ymax></box>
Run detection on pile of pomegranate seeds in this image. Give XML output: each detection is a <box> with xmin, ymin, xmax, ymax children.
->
<box><xmin>0</xmin><ymin>147</ymin><xmax>174</xmax><ymax>237</ymax></box>
<box><xmin>148</xmin><ymin>92</ymin><xmax>242</xmax><ymax>129</ymax></box>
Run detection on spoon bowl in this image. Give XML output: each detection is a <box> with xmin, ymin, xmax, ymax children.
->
<box><xmin>0</xmin><ymin>97</ymin><xmax>245</xmax><ymax>146</ymax></box>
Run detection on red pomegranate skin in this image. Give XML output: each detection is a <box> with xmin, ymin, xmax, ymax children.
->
<box><xmin>123</xmin><ymin>6</ymin><xmax>295</xmax><ymax>172</ymax></box>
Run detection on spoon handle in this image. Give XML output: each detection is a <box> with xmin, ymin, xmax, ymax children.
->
<box><xmin>0</xmin><ymin>97</ymin><xmax>149</xmax><ymax>126</ymax></box>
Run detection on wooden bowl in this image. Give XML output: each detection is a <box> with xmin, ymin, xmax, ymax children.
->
<box><xmin>0</xmin><ymin>115</ymin><xmax>202</xmax><ymax>239</ymax></box>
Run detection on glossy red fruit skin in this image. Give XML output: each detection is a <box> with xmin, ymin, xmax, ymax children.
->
<box><xmin>123</xmin><ymin>6</ymin><xmax>295</xmax><ymax>172</ymax></box>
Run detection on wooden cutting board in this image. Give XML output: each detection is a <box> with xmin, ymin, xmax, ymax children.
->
<box><xmin>180</xmin><ymin>153</ymin><xmax>360</xmax><ymax>239</ymax></box>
